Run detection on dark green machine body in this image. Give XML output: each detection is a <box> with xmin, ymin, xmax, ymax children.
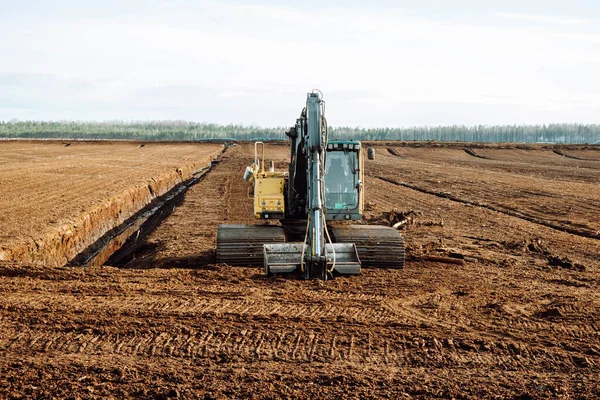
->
<box><xmin>216</xmin><ymin>91</ymin><xmax>405</xmax><ymax>279</ymax></box>
<box><xmin>285</xmin><ymin>127</ymin><xmax>364</xmax><ymax>222</ymax></box>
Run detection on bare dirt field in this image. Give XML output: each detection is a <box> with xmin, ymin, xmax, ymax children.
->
<box><xmin>0</xmin><ymin>141</ymin><xmax>599</xmax><ymax>399</ymax></box>
<box><xmin>0</xmin><ymin>141</ymin><xmax>223</xmax><ymax>267</ymax></box>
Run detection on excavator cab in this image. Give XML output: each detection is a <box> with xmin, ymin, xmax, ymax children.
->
<box><xmin>324</xmin><ymin>141</ymin><xmax>363</xmax><ymax>221</ymax></box>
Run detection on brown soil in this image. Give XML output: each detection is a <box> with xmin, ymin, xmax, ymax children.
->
<box><xmin>1</xmin><ymin>141</ymin><xmax>599</xmax><ymax>399</ymax></box>
<box><xmin>0</xmin><ymin>141</ymin><xmax>223</xmax><ymax>267</ymax></box>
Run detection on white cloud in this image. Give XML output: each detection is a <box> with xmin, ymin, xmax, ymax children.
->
<box><xmin>495</xmin><ymin>12</ymin><xmax>590</xmax><ymax>25</ymax></box>
<box><xmin>0</xmin><ymin>2</ymin><xmax>599</xmax><ymax>126</ymax></box>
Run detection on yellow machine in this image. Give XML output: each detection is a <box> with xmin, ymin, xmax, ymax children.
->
<box><xmin>244</xmin><ymin>142</ymin><xmax>287</xmax><ymax>219</ymax></box>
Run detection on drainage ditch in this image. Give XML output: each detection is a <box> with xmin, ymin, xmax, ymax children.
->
<box><xmin>69</xmin><ymin>159</ymin><xmax>221</xmax><ymax>267</ymax></box>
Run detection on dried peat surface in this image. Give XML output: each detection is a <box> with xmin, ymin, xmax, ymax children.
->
<box><xmin>376</xmin><ymin>145</ymin><xmax>600</xmax><ymax>239</ymax></box>
<box><xmin>0</xmin><ymin>141</ymin><xmax>224</xmax><ymax>267</ymax></box>
<box><xmin>0</xmin><ymin>142</ymin><xmax>599</xmax><ymax>399</ymax></box>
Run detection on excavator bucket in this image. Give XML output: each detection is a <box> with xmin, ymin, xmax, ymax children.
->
<box><xmin>264</xmin><ymin>243</ymin><xmax>361</xmax><ymax>276</ymax></box>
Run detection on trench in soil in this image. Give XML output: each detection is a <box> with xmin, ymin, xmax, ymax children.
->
<box><xmin>69</xmin><ymin>160</ymin><xmax>220</xmax><ymax>267</ymax></box>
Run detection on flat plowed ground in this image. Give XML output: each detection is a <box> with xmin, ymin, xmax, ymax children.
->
<box><xmin>1</xmin><ymin>142</ymin><xmax>599</xmax><ymax>399</ymax></box>
<box><xmin>0</xmin><ymin>141</ymin><xmax>223</xmax><ymax>265</ymax></box>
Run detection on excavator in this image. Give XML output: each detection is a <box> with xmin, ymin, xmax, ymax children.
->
<box><xmin>216</xmin><ymin>90</ymin><xmax>404</xmax><ymax>280</ymax></box>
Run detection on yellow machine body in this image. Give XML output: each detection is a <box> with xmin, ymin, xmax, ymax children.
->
<box><xmin>254</xmin><ymin>173</ymin><xmax>286</xmax><ymax>219</ymax></box>
<box><xmin>243</xmin><ymin>142</ymin><xmax>288</xmax><ymax>219</ymax></box>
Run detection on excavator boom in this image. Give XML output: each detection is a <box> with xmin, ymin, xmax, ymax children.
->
<box><xmin>264</xmin><ymin>92</ymin><xmax>360</xmax><ymax>279</ymax></box>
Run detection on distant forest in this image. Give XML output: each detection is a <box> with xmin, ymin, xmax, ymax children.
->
<box><xmin>1</xmin><ymin>121</ymin><xmax>599</xmax><ymax>144</ymax></box>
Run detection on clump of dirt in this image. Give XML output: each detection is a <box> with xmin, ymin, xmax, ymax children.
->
<box><xmin>546</xmin><ymin>254</ymin><xmax>586</xmax><ymax>271</ymax></box>
<box><xmin>482</xmin><ymin>301</ymin><xmax>506</xmax><ymax>315</ymax></box>
<box><xmin>366</xmin><ymin>209</ymin><xmax>422</xmax><ymax>229</ymax></box>
<box><xmin>496</xmin><ymin>239</ymin><xmax>587</xmax><ymax>271</ymax></box>
<box><xmin>535</xmin><ymin>307</ymin><xmax>563</xmax><ymax>320</ymax></box>
<box><xmin>499</xmin><ymin>240</ymin><xmax>528</xmax><ymax>251</ymax></box>
<box><xmin>405</xmin><ymin>240</ymin><xmax>475</xmax><ymax>266</ymax></box>
<box><xmin>387</xmin><ymin>147</ymin><xmax>402</xmax><ymax>157</ymax></box>
<box><xmin>526</xmin><ymin>238</ymin><xmax>586</xmax><ymax>271</ymax></box>
<box><xmin>364</xmin><ymin>201</ymin><xmax>375</xmax><ymax>211</ymax></box>
<box><xmin>464</xmin><ymin>148</ymin><xmax>491</xmax><ymax>160</ymax></box>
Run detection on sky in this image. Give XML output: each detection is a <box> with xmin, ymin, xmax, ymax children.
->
<box><xmin>1</xmin><ymin>0</ymin><xmax>599</xmax><ymax>127</ymax></box>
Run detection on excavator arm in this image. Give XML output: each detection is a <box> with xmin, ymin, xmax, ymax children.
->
<box><xmin>265</xmin><ymin>91</ymin><xmax>360</xmax><ymax>279</ymax></box>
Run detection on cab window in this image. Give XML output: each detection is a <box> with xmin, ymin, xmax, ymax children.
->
<box><xmin>324</xmin><ymin>151</ymin><xmax>358</xmax><ymax>210</ymax></box>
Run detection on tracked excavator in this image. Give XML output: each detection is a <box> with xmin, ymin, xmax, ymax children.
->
<box><xmin>216</xmin><ymin>91</ymin><xmax>405</xmax><ymax>280</ymax></box>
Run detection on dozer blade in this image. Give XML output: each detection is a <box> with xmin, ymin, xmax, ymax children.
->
<box><xmin>264</xmin><ymin>242</ymin><xmax>361</xmax><ymax>276</ymax></box>
<box><xmin>216</xmin><ymin>224</ymin><xmax>286</xmax><ymax>266</ymax></box>
<box><xmin>331</xmin><ymin>225</ymin><xmax>405</xmax><ymax>269</ymax></box>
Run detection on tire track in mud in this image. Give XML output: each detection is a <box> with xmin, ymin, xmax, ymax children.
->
<box><xmin>6</xmin><ymin>283</ymin><xmax>597</xmax><ymax>344</ymax></box>
<box><xmin>373</xmin><ymin>175</ymin><xmax>600</xmax><ymax>240</ymax></box>
<box><xmin>2</xmin><ymin>286</ymin><xmax>598</xmax><ymax>371</ymax></box>
<box><xmin>1</xmin><ymin>323</ymin><xmax>587</xmax><ymax>372</ymax></box>
<box><xmin>385</xmin><ymin>295</ymin><xmax>600</xmax><ymax>355</ymax></box>
<box><xmin>0</xmin><ymin>292</ymin><xmax>401</xmax><ymax>325</ymax></box>
<box><xmin>224</xmin><ymin>148</ymin><xmax>255</xmax><ymax>223</ymax></box>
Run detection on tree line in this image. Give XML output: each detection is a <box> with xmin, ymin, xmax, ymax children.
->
<box><xmin>0</xmin><ymin>121</ymin><xmax>599</xmax><ymax>144</ymax></box>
